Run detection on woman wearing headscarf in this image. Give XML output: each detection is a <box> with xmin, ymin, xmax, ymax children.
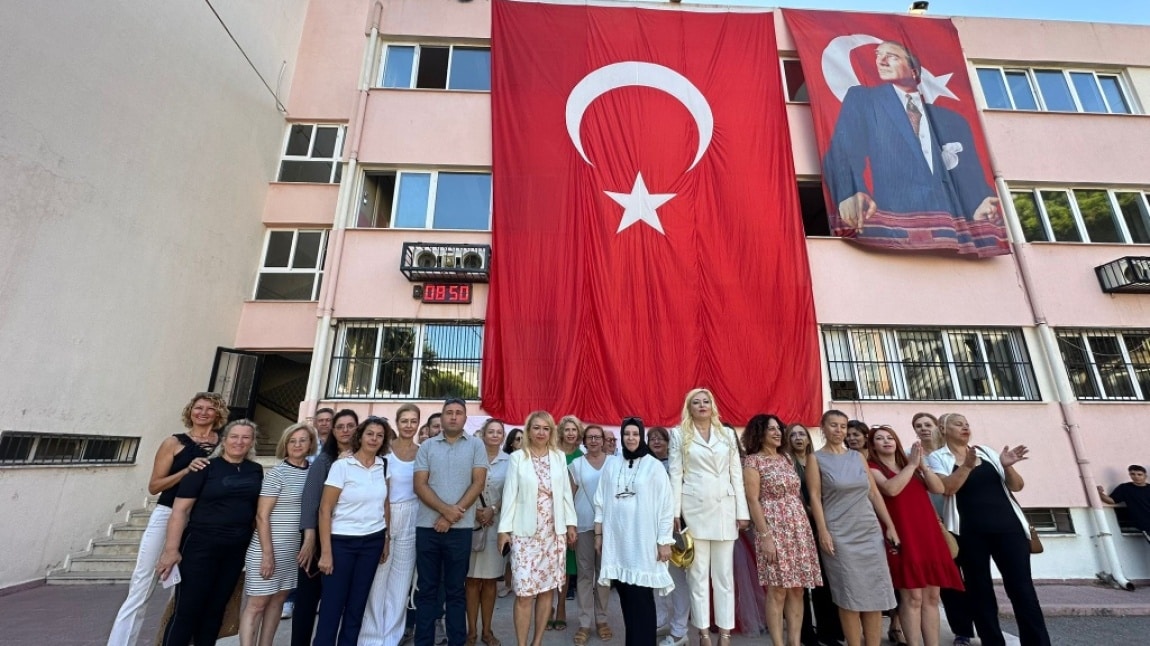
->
<box><xmin>594</xmin><ymin>417</ymin><xmax>675</xmax><ymax>646</ymax></box>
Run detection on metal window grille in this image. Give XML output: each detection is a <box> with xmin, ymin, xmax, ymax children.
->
<box><xmin>1023</xmin><ymin>508</ymin><xmax>1075</xmax><ymax>534</ymax></box>
<box><xmin>822</xmin><ymin>326</ymin><xmax>1040</xmax><ymax>402</ymax></box>
<box><xmin>0</xmin><ymin>432</ymin><xmax>140</xmax><ymax>467</ymax></box>
<box><xmin>327</xmin><ymin>320</ymin><xmax>483</xmax><ymax>400</ymax></box>
<box><xmin>1055</xmin><ymin>328</ymin><xmax>1150</xmax><ymax>401</ymax></box>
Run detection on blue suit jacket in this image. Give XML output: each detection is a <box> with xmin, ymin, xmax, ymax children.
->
<box><xmin>824</xmin><ymin>84</ymin><xmax>993</xmax><ymax>220</ymax></box>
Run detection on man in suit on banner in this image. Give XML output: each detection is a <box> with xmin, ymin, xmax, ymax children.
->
<box><xmin>825</xmin><ymin>41</ymin><xmax>1000</xmax><ymax>230</ymax></box>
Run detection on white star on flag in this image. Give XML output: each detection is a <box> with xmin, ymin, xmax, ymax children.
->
<box><xmin>605</xmin><ymin>172</ymin><xmax>675</xmax><ymax>234</ymax></box>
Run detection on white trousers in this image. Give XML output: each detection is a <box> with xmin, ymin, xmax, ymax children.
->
<box><xmin>107</xmin><ymin>505</ymin><xmax>171</xmax><ymax>646</ymax></box>
<box><xmin>358</xmin><ymin>498</ymin><xmax>419</xmax><ymax>646</ymax></box>
<box><xmin>687</xmin><ymin>538</ymin><xmax>735</xmax><ymax>631</ymax></box>
<box><xmin>656</xmin><ymin>562</ymin><xmax>690</xmax><ymax>638</ymax></box>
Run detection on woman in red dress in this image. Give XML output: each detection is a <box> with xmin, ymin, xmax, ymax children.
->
<box><xmin>867</xmin><ymin>426</ymin><xmax>963</xmax><ymax>646</ymax></box>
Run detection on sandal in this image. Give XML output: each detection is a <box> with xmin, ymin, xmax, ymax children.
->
<box><xmin>545</xmin><ymin>620</ymin><xmax>555</xmax><ymax>631</ymax></box>
<box><xmin>596</xmin><ymin>622</ymin><xmax>613</xmax><ymax>641</ymax></box>
<box><xmin>466</xmin><ymin>637</ymin><xmax>477</xmax><ymax>646</ymax></box>
<box><xmin>553</xmin><ymin>620</ymin><xmax>567</xmax><ymax>631</ymax></box>
<box><xmin>481</xmin><ymin>633</ymin><xmax>502</xmax><ymax>646</ymax></box>
<box><xmin>888</xmin><ymin>627</ymin><xmax>908</xmax><ymax>646</ymax></box>
<box><xmin>574</xmin><ymin>628</ymin><xmax>591</xmax><ymax>646</ymax></box>
<box><xmin>698</xmin><ymin>630</ymin><xmax>712</xmax><ymax>646</ymax></box>
<box><xmin>718</xmin><ymin>631</ymin><xmax>731</xmax><ymax>646</ymax></box>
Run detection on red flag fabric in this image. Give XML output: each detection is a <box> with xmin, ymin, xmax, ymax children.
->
<box><xmin>484</xmin><ymin>0</ymin><xmax>820</xmax><ymax>426</ymax></box>
<box><xmin>784</xmin><ymin>9</ymin><xmax>1010</xmax><ymax>258</ymax></box>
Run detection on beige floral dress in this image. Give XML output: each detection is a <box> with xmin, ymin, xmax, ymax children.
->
<box><xmin>510</xmin><ymin>454</ymin><xmax>565</xmax><ymax>596</ymax></box>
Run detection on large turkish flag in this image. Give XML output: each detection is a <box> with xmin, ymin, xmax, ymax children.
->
<box><xmin>484</xmin><ymin>0</ymin><xmax>820</xmax><ymax>426</ymax></box>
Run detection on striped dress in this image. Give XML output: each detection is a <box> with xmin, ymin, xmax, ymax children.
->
<box><xmin>244</xmin><ymin>460</ymin><xmax>309</xmax><ymax>595</ymax></box>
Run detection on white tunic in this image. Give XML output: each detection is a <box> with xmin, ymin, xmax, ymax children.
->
<box><xmin>593</xmin><ymin>454</ymin><xmax>675</xmax><ymax>594</ymax></box>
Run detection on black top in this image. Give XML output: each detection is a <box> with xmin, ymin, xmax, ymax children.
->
<box><xmin>955</xmin><ymin>460</ymin><xmax>1019</xmax><ymax>535</ymax></box>
<box><xmin>157</xmin><ymin>433</ymin><xmax>218</xmax><ymax>508</ymax></box>
<box><xmin>177</xmin><ymin>457</ymin><xmax>263</xmax><ymax>544</ymax></box>
<box><xmin>1110</xmin><ymin>482</ymin><xmax>1150</xmax><ymax>532</ymax></box>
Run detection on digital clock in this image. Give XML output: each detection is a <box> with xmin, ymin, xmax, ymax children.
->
<box><xmin>421</xmin><ymin>283</ymin><xmax>472</xmax><ymax>304</ymax></box>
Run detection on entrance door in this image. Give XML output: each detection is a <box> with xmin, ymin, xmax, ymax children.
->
<box><xmin>208</xmin><ymin>347</ymin><xmax>264</xmax><ymax>421</ymax></box>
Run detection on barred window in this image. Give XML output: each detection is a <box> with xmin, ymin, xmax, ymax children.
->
<box><xmin>328</xmin><ymin>321</ymin><xmax>483</xmax><ymax>400</ymax></box>
<box><xmin>0</xmin><ymin>432</ymin><xmax>140</xmax><ymax>467</ymax></box>
<box><xmin>1055</xmin><ymin>329</ymin><xmax>1150</xmax><ymax>401</ymax></box>
<box><xmin>1024</xmin><ymin>508</ymin><xmax>1075</xmax><ymax>535</ymax></box>
<box><xmin>823</xmin><ymin>327</ymin><xmax>1039</xmax><ymax>401</ymax></box>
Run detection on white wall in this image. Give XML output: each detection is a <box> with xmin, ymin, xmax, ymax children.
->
<box><xmin>0</xmin><ymin>0</ymin><xmax>309</xmax><ymax>588</ymax></box>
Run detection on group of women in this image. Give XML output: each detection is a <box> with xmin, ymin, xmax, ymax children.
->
<box><xmin>107</xmin><ymin>389</ymin><xmax>1051</xmax><ymax>646</ymax></box>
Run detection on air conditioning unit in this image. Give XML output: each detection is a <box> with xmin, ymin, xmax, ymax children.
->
<box><xmin>400</xmin><ymin>242</ymin><xmax>492</xmax><ymax>283</ymax></box>
<box><xmin>461</xmin><ymin>251</ymin><xmax>487</xmax><ymax>270</ymax></box>
<box><xmin>411</xmin><ymin>246</ymin><xmax>459</xmax><ymax>269</ymax></box>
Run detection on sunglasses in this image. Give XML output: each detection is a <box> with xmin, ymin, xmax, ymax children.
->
<box><xmin>443</xmin><ymin>397</ymin><xmax>467</xmax><ymax>407</ymax></box>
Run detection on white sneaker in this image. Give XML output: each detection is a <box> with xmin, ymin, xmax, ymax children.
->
<box><xmin>435</xmin><ymin>618</ymin><xmax>448</xmax><ymax>645</ymax></box>
<box><xmin>657</xmin><ymin>624</ymin><xmax>671</xmax><ymax>637</ymax></box>
<box><xmin>659</xmin><ymin>635</ymin><xmax>686</xmax><ymax>646</ymax></box>
<box><xmin>280</xmin><ymin>601</ymin><xmax>294</xmax><ymax>619</ymax></box>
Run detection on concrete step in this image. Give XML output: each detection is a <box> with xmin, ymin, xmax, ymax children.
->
<box><xmin>91</xmin><ymin>539</ymin><xmax>144</xmax><ymax>556</ymax></box>
<box><xmin>126</xmin><ymin>509</ymin><xmax>152</xmax><ymax>527</ymax></box>
<box><xmin>46</xmin><ymin>570</ymin><xmax>131</xmax><ymax>585</ymax></box>
<box><xmin>68</xmin><ymin>554</ymin><xmax>137</xmax><ymax>573</ymax></box>
<box><xmin>110</xmin><ymin>525</ymin><xmax>145</xmax><ymax>542</ymax></box>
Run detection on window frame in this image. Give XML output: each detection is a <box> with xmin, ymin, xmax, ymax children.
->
<box><xmin>1055</xmin><ymin>328</ymin><xmax>1150</xmax><ymax>401</ymax></box>
<box><xmin>253</xmin><ymin>229</ymin><xmax>329</xmax><ymax>301</ymax></box>
<box><xmin>356</xmin><ymin>169</ymin><xmax>493</xmax><ymax>231</ymax></box>
<box><xmin>1011</xmin><ymin>187</ymin><xmax>1150</xmax><ymax>245</ymax></box>
<box><xmin>0</xmin><ymin>431</ymin><xmax>140</xmax><ymax>467</ymax></box>
<box><xmin>822</xmin><ymin>326</ymin><xmax>1040</xmax><ymax>402</ymax></box>
<box><xmin>377</xmin><ymin>43</ymin><xmax>492</xmax><ymax>92</ymax></box>
<box><xmin>327</xmin><ymin>320</ymin><xmax>485</xmax><ymax>400</ymax></box>
<box><xmin>276</xmin><ymin>124</ymin><xmax>346</xmax><ymax>184</ymax></box>
<box><xmin>1023</xmin><ymin>508</ymin><xmax>1075</xmax><ymax>535</ymax></box>
<box><xmin>780</xmin><ymin>58</ymin><xmax>809</xmax><ymax>104</ymax></box>
<box><xmin>975</xmin><ymin>65</ymin><xmax>1136</xmax><ymax>115</ymax></box>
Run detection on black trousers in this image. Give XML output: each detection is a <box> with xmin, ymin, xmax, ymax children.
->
<box><xmin>811</xmin><ymin>544</ymin><xmax>843</xmax><ymax>642</ymax></box>
<box><xmin>615</xmin><ymin>582</ymin><xmax>656</xmax><ymax>646</ymax></box>
<box><xmin>160</xmin><ymin>531</ymin><xmax>246</xmax><ymax>645</ymax></box>
<box><xmin>957</xmin><ymin>529</ymin><xmax>1050</xmax><ymax>646</ymax></box>
<box><xmin>939</xmin><ymin>543</ymin><xmax>974</xmax><ymax>640</ymax></box>
<box><xmin>292</xmin><ymin>534</ymin><xmax>324</xmax><ymax>646</ymax></box>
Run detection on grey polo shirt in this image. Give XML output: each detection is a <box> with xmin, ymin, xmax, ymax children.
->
<box><xmin>414</xmin><ymin>432</ymin><xmax>489</xmax><ymax>529</ymax></box>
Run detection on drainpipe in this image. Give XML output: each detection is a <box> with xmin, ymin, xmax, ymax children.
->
<box><xmin>302</xmin><ymin>1</ymin><xmax>384</xmax><ymax>420</ymax></box>
<box><xmin>994</xmin><ymin>176</ymin><xmax>1134</xmax><ymax>590</ymax></box>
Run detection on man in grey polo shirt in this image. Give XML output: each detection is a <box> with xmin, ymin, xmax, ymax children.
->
<box><xmin>413</xmin><ymin>397</ymin><xmax>488</xmax><ymax>646</ymax></box>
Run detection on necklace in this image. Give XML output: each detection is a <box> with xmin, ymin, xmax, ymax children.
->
<box><xmin>615</xmin><ymin>459</ymin><xmax>640</xmax><ymax>498</ymax></box>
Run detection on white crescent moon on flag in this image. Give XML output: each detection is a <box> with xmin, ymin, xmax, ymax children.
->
<box><xmin>821</xmin><ymin>34</ymin><xmax>959</xmax><ymax>104</ymax></box>
<box><xmin>565</xmin><ymin>61</ymin><xmax>713</xmax><ymax>171</ymax></box>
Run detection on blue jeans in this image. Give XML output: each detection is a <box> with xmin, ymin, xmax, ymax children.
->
<box><xmin>315</xmin><ymin>530</ymin><xmax>386</xmax><ymax>646</ymax></box>
<box><xmin>415</xmin><ymin>528</ymin><xmax>471</xmax><ymax>646</ymax></box>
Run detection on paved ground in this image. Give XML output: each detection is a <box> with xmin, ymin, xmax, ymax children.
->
<box><xmin>2</xmin><ymin>581</ymin><xmax>1149</xmax><ymax>645</ymax></box>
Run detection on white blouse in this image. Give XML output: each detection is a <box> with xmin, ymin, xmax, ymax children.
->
<box><xmin>570</xmin><ymin>454</ymin><xmax>613</xmax><ymax>532</ymax></box>
<box><xmin>594</xmin><ymin>454</ymin><xmax>675</xmax><ymax>594</ymax></box>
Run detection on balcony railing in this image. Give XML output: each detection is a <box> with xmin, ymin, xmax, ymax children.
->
<box><xmin>328</xmin><ymin>355</ymin><xmax>481</xmax><ymax>400</ymax></box>
<box><xmin>400</xmin><ymin>242</ymin><xmax>491</xmax><ymax>283</ymax></box>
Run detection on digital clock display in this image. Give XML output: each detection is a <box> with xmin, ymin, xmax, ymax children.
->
<box><xmin>422</xmin><ymin>283</ymin><xmax>472</xmax><ymax>304</ymax></box>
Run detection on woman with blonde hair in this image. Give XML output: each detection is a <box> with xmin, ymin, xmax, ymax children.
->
<box><xmin>107</xmin><ymin>392</ymin><xmax>226</xmax><ymax>646</ymax></box>
<box><xmin>498</xmin><ymin>411</ymin><xmax>578</xmax><ymax>646</ymax></box>
<box><xmin>669</xmin><ymin>388</ymin><xmax>750</xmax><ymax>646</ymax></box>
<box><xmin>241</xmin><ymin>423</ymin><xmax>315</xmax><ymax>646</ymax></box>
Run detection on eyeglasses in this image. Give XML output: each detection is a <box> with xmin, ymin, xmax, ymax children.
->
<box><xmin>585</xmin><ymin>434</ymin><xmax>603</xmax><ymax>441</ymax></box>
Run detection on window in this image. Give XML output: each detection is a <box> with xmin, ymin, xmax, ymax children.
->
<box><xmin>254</xmin><ymin>230</ymin><xmax>328</xmax><ymax>300</ymax></box>
<box><xmin>781</xmin><ymin>59</ymin><xmax>808</xmax><ymax>103</ymax></box>
<box><xmin>277</xmin><ymin>124</ymin><xmax>345</xmax><ymax>183</ymax></box>
<box><xmin>797</xmin><ymin>181</ymin><xmax>831</xmax><ymax>236</ymax></box>
<box><xmin>356</xmin><ymin>170</ymin><xmax>491</xmax><ymax>230</ymax></box>
<box><xmin>328</xmin><ymin>321</ymin><xmax>483</xmax><ymax>399</ymax></box>
<box><xmin>823</xmin><ymin>326</ymin><xmax>1039</xmax><ymax>401</ymax></box>
<box><xmin>976</xmin><ymin>67</ymin><xmax>1134</xmax><ymax>114</ymax></box>
<box><xmin>1056</xmin><ymin>329</ymin><xmax>1150</xmax><ymax>401</ymax></box>
<box><xmin>379</xmin><ymin>44</ymin><xmax>491</xmax><ymax>91</ymax></box>
<box><xmin>1024</xmin><ymin>508</ymin><xmax>1074</xmax><ymax>534</ymax></box>
<box><xmin>1010</xmin><ymin>187</ymin><xmax>1150</xmax><ymax>244</ymax></box>
<box><xmin>0</xmin><ymin>432</ymin><xmax>140</xmax><ymax>466</ymax></box>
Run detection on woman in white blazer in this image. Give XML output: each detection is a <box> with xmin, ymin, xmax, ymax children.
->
<box><xmin>498</xmin><ymin>411</ymin><xmax>577</xmax><ymax>646</ymax></box>
<box><xmin>669</xmin><ymin>389</ymin><xmax>750</xmax><ymax>646</ymax></box>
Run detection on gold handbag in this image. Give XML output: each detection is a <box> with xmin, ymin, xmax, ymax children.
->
<box><xmin>670</xmin><ymin>522</ymin><xmax>694</xmax><ymax>569</ymax></box>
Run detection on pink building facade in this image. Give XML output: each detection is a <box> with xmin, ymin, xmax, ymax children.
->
<box><xmin>230</xmin><ymin>0</ymin><xmax>1150</xmax><ymax>582</ymax></box>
